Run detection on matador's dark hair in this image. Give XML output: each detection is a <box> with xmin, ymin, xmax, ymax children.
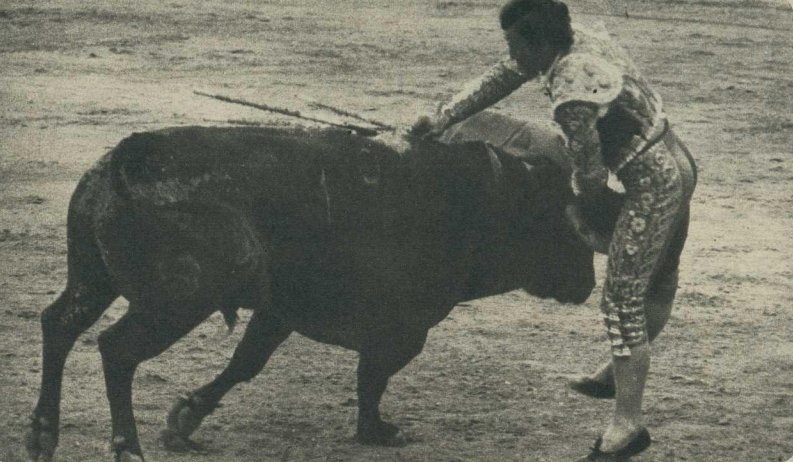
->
<box><xmin>499</xmin><ymin>0</ymin><xmax>574</xmax><ymax>53</ymax></box>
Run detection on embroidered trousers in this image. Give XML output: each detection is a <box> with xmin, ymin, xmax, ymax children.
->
<box><xmin>601</xmin><ymin>130</ymin><xmax>696</xmax><ymax>357</ymax></box>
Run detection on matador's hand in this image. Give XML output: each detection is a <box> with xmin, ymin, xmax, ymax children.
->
<box><xmin>572</xmin><ymin>167</ymin><xmax>609</xmax><ymax>197</ymax></box>
<box><xmin>409</xmin><ymin>114</ymin><xmax>447</xmax><ymax>139</ymax></box>
<box><xmin>565</xmin><ymin>202</ymin><xmax>611</xmax><ymax>254</ymax></box>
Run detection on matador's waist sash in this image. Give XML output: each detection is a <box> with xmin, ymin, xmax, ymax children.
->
<box><xmin>613</xmin><ymin>119</ymin><xmax>669</xmax><ymax>173</ymax></box>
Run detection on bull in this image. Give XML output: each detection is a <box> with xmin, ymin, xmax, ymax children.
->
<box><xmin>26</xmin><ymin>112</ymin><xmax>623</xmax><ymax>461</ymax></box>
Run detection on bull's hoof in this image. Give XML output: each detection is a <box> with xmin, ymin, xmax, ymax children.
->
<box><xmin>114</xmin><ymin>450</ymin><xmax>144</xmax><ymax>462</ymax></box>
<box><xmin>111</xmin><ymin>437</ymin><xmax>144</xmax><ymax>462</ymax></box>
<box><xmin>166</xmin><ymin>395</ymin><xmax>209</xmax><ymax>440</ymax></box>
<box><xmin>163</xmin><ymin>395</ymin><xmax>213</xmax><ymax>453</ymax></box>
<box><xmin>356</xmin><ymin>421</ymin><xmax>405</xmax><ymax>447</ymax></box>
<box><xmin>113</xmin><ymin>451</ymin><xmax>143</xmax><ymax>462</ymax></box>
<box><xmin>160</xmin><ymin>429</ymin><xmax>206</xmax><ymax>453</ymax></box>
<box><xmin>26</xmin><ymin>416</ymin><xmax>58</xmax><ymax>461</ymax></box>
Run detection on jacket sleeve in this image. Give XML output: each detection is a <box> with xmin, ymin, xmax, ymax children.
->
<box><xmin>554</xmin><ymin>101</ymin><xmax>608</xmax><ymax>196</ymax></box>
<box><xmin>548</xmin><ymin>54</ymin><xmax>623</xmax><ymax>196</ymax></box>
<box><xmin>437</xmin><ymin>57</ymin><xmax>529</xmax><ymax>130</ymax></box>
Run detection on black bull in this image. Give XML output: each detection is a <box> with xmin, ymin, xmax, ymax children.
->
<box><xmin>27</xmin><ymin>112</ymin><xmax>628</xmax><ymax>461</ymax></box>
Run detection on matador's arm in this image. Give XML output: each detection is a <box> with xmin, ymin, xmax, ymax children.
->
<box><xmin>554</xmin><ymin>102</ymin><xmax>609</xmax><ymax>196</ymax></box>
<box><xmin>435</xmin><ymin>57</ymin><xmax>529</xmax><ymax>131</ymax></box>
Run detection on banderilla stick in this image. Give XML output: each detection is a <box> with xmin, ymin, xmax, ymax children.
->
<box><xmin>296</xmin><ymin>95</ymin><xmax>396</xmax><ymax>131</ymax></box>
<box><xmin>193</xmin><ymin>90</ymin><xmax>384</xmax><ymax>137</ymax></box>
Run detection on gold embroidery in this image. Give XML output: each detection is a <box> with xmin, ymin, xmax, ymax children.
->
<box><xmin>546</xmin><ymin>23</ymin><xmax>668</xmax><ymax>174</ymax></box>
<box><xmin>601</xmin><ymin>140</ymin><xmax>685</xmax><ymax>357</ymax></box>
<box><xmin>554</xmin><ymin>103</ymin><xmax>606</xmax><ymax>196</ymax></box>
<box><xmin>438</xmin><ymin>57</ymin><xmax>528</xmax><ymax>129</ymax></box>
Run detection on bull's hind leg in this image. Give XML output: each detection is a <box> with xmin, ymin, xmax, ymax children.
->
<box><xmin>356</xmin><ymin>329</ymin><xmax>428</xmax><ymax>446</ymax></box>
<box><xmin>26</xmin><ymin>285</ymin><xmax>118</xmax><ymax>461</ymax></box>
<box><xmin>27</xmin><ymin>216</ymin><xmax>119</xmax><ymax>462</ymax></box>
<box><xmin>162</xmin><ymin>309</ymin><xmax>292</xmax><ymax>451</ymax></box>
<box><xmin>98</xmin><ymin>301</ymin><xmax>216</xmax><ymax>462</ymax></box>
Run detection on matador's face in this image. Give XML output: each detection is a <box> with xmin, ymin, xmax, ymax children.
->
<box><xmin>504</xmin><ymin>23</ymin><xmax>557</xmax><ymax>80</ymax></box>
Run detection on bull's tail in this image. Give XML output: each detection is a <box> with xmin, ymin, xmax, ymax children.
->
<box><xmin>107</xmin><ymin>131</ymin><xmax>198</xmax><ymax>244</ymax></box>
<box><xmin>107</xmin><ymin>132</ymin><xmax>183</xmax><ymax>253</ymax></box>
<box><xmin>106</xmin><ymin>132</ymin><xmax>265</xmax><ymax>330</ymax></box>
<box><xmin>109</xmin><ymin>131</ymin><xmax>163</xmax><ymax>202</ymax></box>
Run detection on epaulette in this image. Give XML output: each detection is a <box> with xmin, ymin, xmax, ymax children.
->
<box><xmin>548</xmin><ymin>54</ymin><xmax>623</xmax><ymax>112</ymax></box>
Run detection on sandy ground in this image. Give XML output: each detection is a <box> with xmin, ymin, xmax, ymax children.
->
<box><xmin>1</xmin><ymin>0</ymin><xmax>793</xmax><ymax>461</ymax></box>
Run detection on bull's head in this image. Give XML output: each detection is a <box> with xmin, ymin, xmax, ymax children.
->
<box><xmin>511</xmin><ymin>155</ymin><xmax>598</xmax><ymax>305</ymax></box>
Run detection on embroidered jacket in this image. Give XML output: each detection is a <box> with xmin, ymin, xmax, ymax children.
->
<box><xmin>438</xmin><ymin>23</ymin><xmax>667</xmax><ymax>191</ymax></box>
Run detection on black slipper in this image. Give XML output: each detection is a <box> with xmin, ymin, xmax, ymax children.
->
<box><xmin>569</xmin><ymin>376</ymin><xmax>616</xmax><ymax>399</ymax></box>
<box><xmin>582</xmin><ymin>427</ymin><xmax>651</xmax><ymax>461</ymax></box>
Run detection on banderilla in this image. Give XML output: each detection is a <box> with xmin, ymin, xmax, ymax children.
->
<box><xmin>193</xmin><ymin>90</ymin><xmax>394</xmax><ymax>137</ymax></box>
<box><xmin>295</xmin><ymin>94</ymin><xmax>396</xmax><ymax>131</ymax></box>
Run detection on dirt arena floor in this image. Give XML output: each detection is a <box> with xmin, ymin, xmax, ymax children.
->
<box><xmin>1</xmin><ymin>0</ymin><xmax>792</xmax><ymax>461</ymax></box>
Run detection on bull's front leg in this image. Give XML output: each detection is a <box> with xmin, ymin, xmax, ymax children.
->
<box><xmin>355</xmin><ymin>330</ymin><xmax>427</xmax><ymax>446</ymax></box>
